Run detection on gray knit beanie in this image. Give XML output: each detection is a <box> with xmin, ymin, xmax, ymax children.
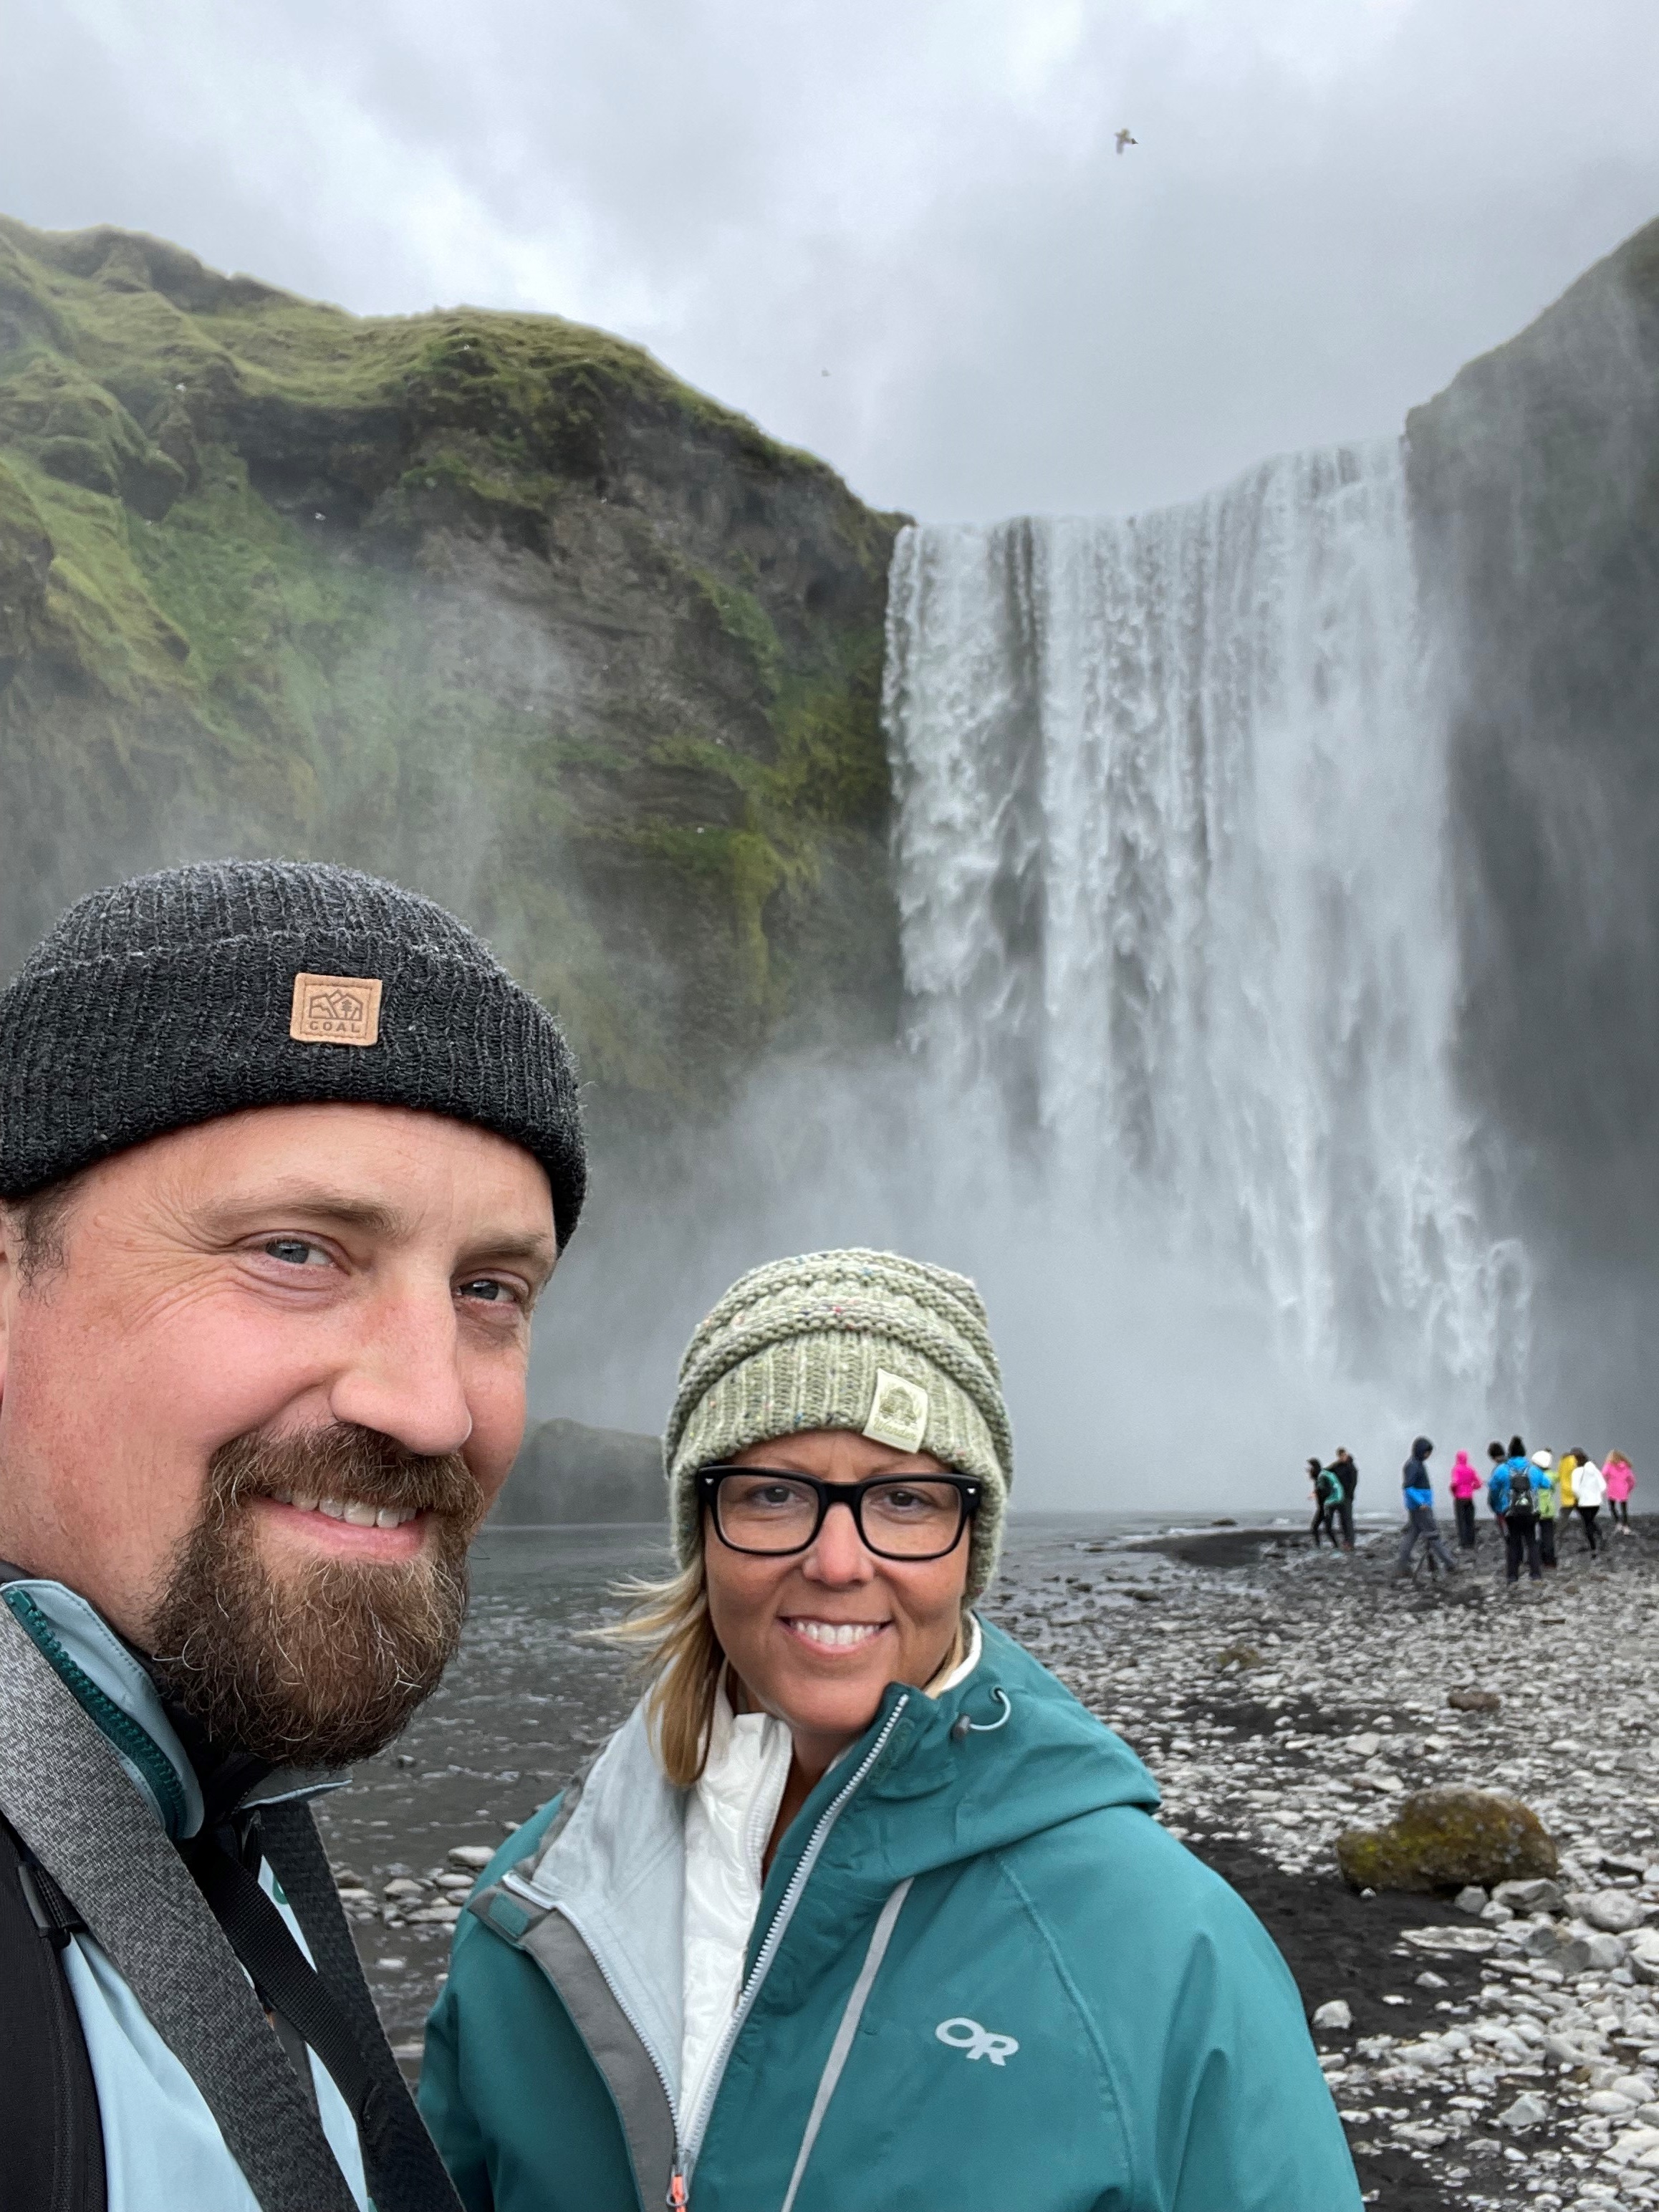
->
<box><xmin>0</xmin><ymin>860</ymin><xmax>585</xmax><ymax>1241</ymax></box>
<box><xmin>665</xmin><ymin>1248</ymin><xmax>1013</xmax><ymax>1598</ymax></box>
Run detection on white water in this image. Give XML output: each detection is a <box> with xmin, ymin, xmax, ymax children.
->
<box><xmin>883</xmin><ymin>440</ymin><xmax>1527</xmax><ymax>1405</ymax></box>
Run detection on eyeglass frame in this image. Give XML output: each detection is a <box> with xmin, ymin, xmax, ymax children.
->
<box><xmin>695</xmin><ymin>1465</ymin><xmax>983</xmax><ymax>1561</ymax></box>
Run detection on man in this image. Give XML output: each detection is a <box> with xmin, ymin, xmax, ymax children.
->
<box><xmin>1330</xmin><ymin>1446</ymin><xmax>1359</xmax><ymax>1550</ymax></box>
<box><xmin>0</xmin><ymin>861</ymin><xmax>584</xmax><ymax>2212</ymax></box>
<box><xmin>1395</xmin><ymin>1436</ymin><xmax>1456</xmax><ymax>1579</ymax></box>
<box><xmin>1491</xmin><ymin>1443</ymin><xmax>1543</xmax><ymax>1586</ymax></box>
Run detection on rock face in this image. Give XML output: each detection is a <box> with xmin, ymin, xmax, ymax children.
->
<box><xmin>1336</xmin><ymin>1787</ymin><xmax>1559</xmax><ymax>1893</ymax></box>
<box><xmin>1407</xmin><ymin>216</ymin><xmax>1659</xmax><ymax>1432</ymax></box>
<box><xmin>0</xmin><ymin>216</ymin><xmax>904</xmax><ymax>1127</ymax></box>
<box><xmin>493</xmin><ymin>1416</ymin><xmax>665</xmax><ymax>1524</ymax></box>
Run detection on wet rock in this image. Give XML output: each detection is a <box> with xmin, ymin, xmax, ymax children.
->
<box><xmin>1335</xmin><ymin>1786</ymin><xmax>1558</xmax><ymax>1893</ymax></box>
<box><xmin>1312</xmin><ymin>1999</ymin><xmax>1352</xmax><ymax>2030</ymax></box>
<box><xmin>1448</xmin><ymin>1688</ymin><xmax>1503</xmax><ymax>1712</ymax></box>
<box><xmin>448</xmin><ymin>1845</ymin><xmax>495</xmax><ymax>1870</ymax></box>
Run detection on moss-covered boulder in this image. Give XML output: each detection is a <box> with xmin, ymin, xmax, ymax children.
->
<box><xmin>1335</xmin><ymin>1787</ymin><xmax>1558</xmax><ymax>1893</ymax></box>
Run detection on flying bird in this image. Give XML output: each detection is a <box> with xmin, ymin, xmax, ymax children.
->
<box><xmin>1115</xmin><ymin>128</ymin><xmax>1138</xmax><ymax>155</ymax></box>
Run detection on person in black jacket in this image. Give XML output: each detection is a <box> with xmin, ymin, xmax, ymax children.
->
<box><xmin>1330</xmin><ymin>1448</ymin><xmax>1358</xmax><ymax>1551</ymax></box>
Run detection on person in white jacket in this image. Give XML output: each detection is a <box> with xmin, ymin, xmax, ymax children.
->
<box><xmin>1570</xmin><ymin>1451</ymin><xmax>1607</xmax><ymax>1551</ymax></box>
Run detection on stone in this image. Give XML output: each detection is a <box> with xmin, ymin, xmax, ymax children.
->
<box><xmin>1629</xmin><ymin>1930</ymin><xmax>1659</xmax><ymax>1985</ymax></box>
<box><xmin>1312</xmin><ymin>1999</ymin><xmax>1353</xmax><ymax>2031</ymax></box>
<box><xmin>1585</xmin><ymin>1888</ymin><xmax>1649</xmax><ymax>1934</ymax></box>
<box><xmin>1582</xmin><ymin>1930</ymin><xmax>1627</xmax><ymax>1971</ymax></box>
<box><xmin>1526</xmin><ymin>1923</ymin><xmax>1595</xmax><ymax>1973</ymax></box>
<box><xmin>383</xmin><ymin>1877</ymin><xmax>425</xmax><ymax>1899</ymax></box>
<box><xmin>1402</xmin><ymin>1925</ymin><xmax>1501</xmax><ymax>1956</ymax></box>
<box><xmin>1501</xmin><ymin>2091</ymin><xmax>1551</xmax><ymax>2131</ymax></box>
<box><xmin>448</xmin><ymin>1845</ymin><xmax>496</xmax><ymax>1870</ymax></box>
<box><xmin>1336</xmin><ymin>1787</ymin><xmax>1559</xmax><ymax>1893</ymax></box>
<box><xmin>1455</xmin><ymin>1885</ymin><xmax>1489</xmax><ymax>1914</ymax></box>
<box><xmin>1448</xmin><ymin>1688</ymin><xmax>1503</xmax><ymax>1712</ymax></box>
<box><xmin>1495</xmin><ymin>1877</ymin><xmax>1564</xmax><ymax>1913</ymax></box>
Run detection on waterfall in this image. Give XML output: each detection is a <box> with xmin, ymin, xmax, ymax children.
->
<box><xmin>883</xmin><ymin>439</ymin><xmax>1526</xmax><ymax>1399</ymax></box>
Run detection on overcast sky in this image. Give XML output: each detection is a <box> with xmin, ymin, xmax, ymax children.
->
<box><xmin>5</xmin><ymin>0</ymin><xmax>1658</xmax><ymax>521</ymax></box>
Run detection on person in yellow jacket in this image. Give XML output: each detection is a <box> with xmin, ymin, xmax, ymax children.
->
<box><xmin>1557</xmin><ymin>1451</ymin><xmax>1579</xmax><ymax>1512</ymax></box>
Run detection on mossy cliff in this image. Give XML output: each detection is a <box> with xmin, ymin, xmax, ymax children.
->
<box><xmin>0</xmin><ymin>216</ymin><xmax>905</xmax><ymax>1123</ymax></box>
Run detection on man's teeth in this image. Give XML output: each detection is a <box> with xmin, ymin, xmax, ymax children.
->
<box><xmin>790</xmin><ymin>1620</ymin><xmax>884</xmax><ymax>1648</ymax></box>
<box><xmin>269</xmin><ymin>1491</ymin><xmax>418</xmax><ymax>1529</ymax></box>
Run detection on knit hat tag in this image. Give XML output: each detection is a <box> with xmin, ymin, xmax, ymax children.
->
<box><xmin>862</xmin><ymin>1367</ymin><xmax>929</xmax><ymax>1454</ymax></box>
<box><xmin>289</xmin><ymin>971</ymin><xmax>383</xmax><ymax>1047</ymax></box>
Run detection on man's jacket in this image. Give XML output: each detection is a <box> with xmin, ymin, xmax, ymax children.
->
<box><xmin>422</xmin><ymin>1622</ymin><xmax>1361</xmax><ymax>2212</ymax></box>
<box><xmin>0</xmin><ymin>1572</ymin><xmax>368</xmax><ymax>2212</ymax></box>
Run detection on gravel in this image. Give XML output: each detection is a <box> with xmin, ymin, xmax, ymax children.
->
<box><xmin>986</xmin><ymin>1514</ymin><xmax>1659</xmax><ymax>2210</ymax></box>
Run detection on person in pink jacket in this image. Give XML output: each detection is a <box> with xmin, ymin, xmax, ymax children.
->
<box><xmin>1605</xmin><ymin>1451</ymin><xmax>1636</xmax><ymax>1534</ymax></box>
<box><xmin>1448</xmin><ymin>1450</ymin><xmax>1482</xmax><ymax>1551</ymax></box>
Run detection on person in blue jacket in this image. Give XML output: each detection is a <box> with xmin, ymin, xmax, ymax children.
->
<box><xmin>421</xmin><ymin>1248</ymin><xmax>1361</xmax><ymax>2212</ymax></box>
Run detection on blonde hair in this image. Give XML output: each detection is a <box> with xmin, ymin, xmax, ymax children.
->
<box><xmin>599</xmin><ymin>1555</ymin><xmax>725</xmax><ymax>1789</ymax></box>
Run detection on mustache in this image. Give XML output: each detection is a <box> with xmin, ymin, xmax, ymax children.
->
<box><xmin>207</xmin><ymin>1423</ymin><xmax>484</xmax><ymax>1529</ymax></box>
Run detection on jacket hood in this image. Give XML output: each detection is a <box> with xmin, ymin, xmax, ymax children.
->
<box><xmin>1411</xmin><ymin>1436</ymin><xmax>1434</xmax><ymax>1458</ymax></box>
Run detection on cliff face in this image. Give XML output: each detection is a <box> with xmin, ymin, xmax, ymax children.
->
<box><xmin>0</xmin><ymin>218</ymin><xmax>905</xmax><ymax>1125</ymax></box>
<box><xmin>1408</xmin><ymin>218</ymin><xmax>1659</xmax><ymax>1417</ymax></box>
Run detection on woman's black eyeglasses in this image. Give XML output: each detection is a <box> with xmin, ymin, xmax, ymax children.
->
<box><xmin>697</xmin><ymin>1467</ymin><xmax>981</xmax><ymax>1562</ymax></box>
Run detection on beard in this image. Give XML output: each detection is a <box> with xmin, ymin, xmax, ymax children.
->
<box><xmin>147</xmin><ymin>1423</ymin><xmax>486</xmax><ymax>1767</ymax></box>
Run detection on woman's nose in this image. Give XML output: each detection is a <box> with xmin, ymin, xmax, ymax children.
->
<box><xmin>802</xmin><ymin>1500</ymin><xmax>875</xmax><ymax>1582</ymax></box>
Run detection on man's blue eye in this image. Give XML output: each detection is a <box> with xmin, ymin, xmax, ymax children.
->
<box><xmin>460</xmin><ymin>1279</ymin><xmax>512</xmax><ymax>1303</ymax></box>
<box><xmin>264</xmin><ymin>1238</ymin><xmax>319</xmax><ymax>1266</ymax></box>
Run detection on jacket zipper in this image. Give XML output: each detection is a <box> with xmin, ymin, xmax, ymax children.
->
<box><xmin>670</xmin><ymin>1691</ymin><xmax>913</xmax><ymax>2205</ymax></box>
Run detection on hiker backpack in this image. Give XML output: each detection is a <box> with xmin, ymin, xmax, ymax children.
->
<box><xmin>1506</xmin><ymin>1468</ymin><xmax>1537</xmax><ymax>1523</ymax></box>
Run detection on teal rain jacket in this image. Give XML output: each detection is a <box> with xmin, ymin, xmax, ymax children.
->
<box><xmin>421</xmin><ymin>1621</ymin><xmax>1360</xmax><ymax>2211</ymax></box>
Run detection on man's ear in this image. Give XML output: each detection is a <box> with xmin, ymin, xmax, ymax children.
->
<box><xmin>0</xmin><ymin>1203</ymin><xmax>16</xmax><ymax>1405</ymax></box>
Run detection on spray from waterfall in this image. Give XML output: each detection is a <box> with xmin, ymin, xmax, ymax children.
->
<box><xmin>883</xmin><ymin>438</ymin><xmax>1528</xmax><ymax>1407</ymax></box>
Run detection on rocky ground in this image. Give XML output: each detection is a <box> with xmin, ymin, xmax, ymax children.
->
<box><xmin>319</xmin><ymin>1515</ymin><xmax>1659</xmax><ymax>2208</ymax></box>
<box><xmin>994</xmin><ymin>1515</ymin><xmax>1659</xmax><ymax>2211</ymax></box>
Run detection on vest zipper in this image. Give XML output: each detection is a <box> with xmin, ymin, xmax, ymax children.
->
<box><xmin>673</xmin><ymin>1692</ymin><xmax>913</xmax><ymax>2199</ymax></box>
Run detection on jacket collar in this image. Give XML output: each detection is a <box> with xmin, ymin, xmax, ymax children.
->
<box><xmin>0</xmin><ymin>1569</ymin><xmax>344</xmax><ymax>1840</ymax></box>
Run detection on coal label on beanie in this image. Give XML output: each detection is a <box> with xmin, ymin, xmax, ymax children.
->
<box><xmin>863</xmin><ymin>1367</ymin><xmax>930</xmax><ymax>1454</ymax></box>
<box><xmin>289</xmin><ymin>972</ymin><xmax>383</xmax><ymax>1047</ymax></box>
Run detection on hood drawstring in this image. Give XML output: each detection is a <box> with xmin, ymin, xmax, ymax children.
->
<box><xmin>951</xmin><ymin>1688</ymin><xmax>1012</xmax><ymax>1741</ymax></box>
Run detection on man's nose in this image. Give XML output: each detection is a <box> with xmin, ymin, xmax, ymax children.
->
<box><xmin>802</xmin><ymin>1499</ymin><xmax>876</xmax><ymax>1582</ymax></box>
<box><xmin>327</xmin><ymin>1279</ymin><xmax>474</xmax><ymax>1459</ymax></box>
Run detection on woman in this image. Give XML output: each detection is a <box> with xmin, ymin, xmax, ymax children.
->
<box><xmin>1448</xmin><ymin>1448</ymin><xmax>1481</xmax><ymax>1549</ymax></box>
<box><xmin>1572</xmin><ymin>1448</ymin><xmax>1607</xmax><ymax>1550</ymax></box>
<box><xmin>421</xmin><ymin>1249</ymin><xmax>1358</xmax><ymax>2211</ymax></box>
<box><xmin>1605</xmin><ymin>1451</ymin><xmax>1636</xmax><ymax>1533</ymax></box>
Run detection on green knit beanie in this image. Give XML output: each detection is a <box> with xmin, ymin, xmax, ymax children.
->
<box><xmin>664</xmin><ymin>1248</ymin><xmax>1013</xmax><ymax>1599</ymax></box>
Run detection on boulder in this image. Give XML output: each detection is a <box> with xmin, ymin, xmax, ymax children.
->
<box><xmin>1453</xmin><ymin>1884</ymin><xmax>1489</xmax><ymax>1915</ymax></box>
<box><xmin>1335</xmin><ymin>1787</ymin><xmax>1559</xmax><ymax>1893</ymax></box>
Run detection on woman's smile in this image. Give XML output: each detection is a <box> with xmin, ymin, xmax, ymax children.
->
<box><xmin>777</xmin><ymin>1615</ymin><xmax>890</xmax><ymax>1653</ymax></box>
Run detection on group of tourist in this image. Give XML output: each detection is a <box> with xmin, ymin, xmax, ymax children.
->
<box><xmin>1307</xmin><ymin>1437</ymin><xmax>1639</xmax><ymax>1585</ymax></box>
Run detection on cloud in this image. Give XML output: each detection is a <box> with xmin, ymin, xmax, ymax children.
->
<box><xmin>4</xmin><ymin>0</ymin><xmax>1658</xmax><ymax>519</ymax></box>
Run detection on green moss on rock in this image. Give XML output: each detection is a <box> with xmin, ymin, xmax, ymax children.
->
<box><xmin>1335</xmin><ymin>1787</ymin><xmax>1559</xmax><ymax>1893</ymax></box>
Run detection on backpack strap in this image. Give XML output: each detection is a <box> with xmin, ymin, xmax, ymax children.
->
<box><xmin>0</xmin><ymin>1814</ymin><xmax>106</xmax><ymax>2212</ymax></box>
<box><xmin>0</xmin><ymin>1597</ymin><xmax>359</xmax><ymax>2212</ymax></box>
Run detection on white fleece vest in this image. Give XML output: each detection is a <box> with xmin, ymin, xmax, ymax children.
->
<box><xmin>678</xmin><ymin>1620</ymin><xmax>983</xmax><ymax>2130</ymax></box>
